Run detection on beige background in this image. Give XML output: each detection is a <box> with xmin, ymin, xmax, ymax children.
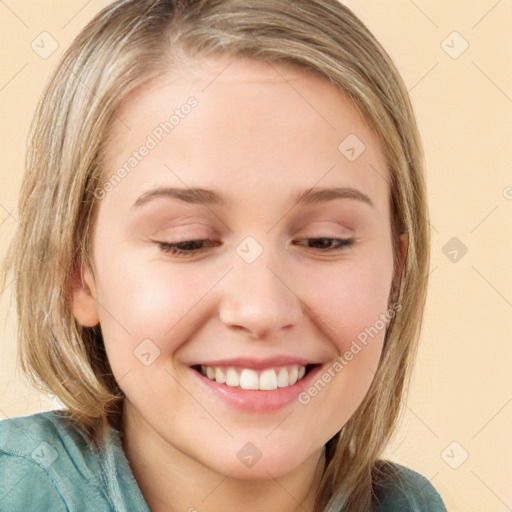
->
<box><xmin>1</xmin><ymin>1</ymin><xmax>511</xmax><ymax>511</ymax></box>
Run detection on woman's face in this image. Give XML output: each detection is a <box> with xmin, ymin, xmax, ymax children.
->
<box><xmin>72</xmin><ymin>56</ymin><xmax>405</xmax><ymax>479</ymax></box>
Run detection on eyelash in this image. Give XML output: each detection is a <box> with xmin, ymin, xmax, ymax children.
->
<box><xmin>155</xmin><ymin>237</ymin><xmax>355</xmax><ymax>257</ymax></box>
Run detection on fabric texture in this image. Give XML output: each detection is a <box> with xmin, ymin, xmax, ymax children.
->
<box><xmin>0</xmin><ymin>410</ymin><xmax>446</xmax><ymax>511</ymax></box>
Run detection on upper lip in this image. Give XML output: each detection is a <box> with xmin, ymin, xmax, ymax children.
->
<box><xmin>190</xmin><ymin>356</ymin><xmax>320</xmax><ymax>370</ymax></box>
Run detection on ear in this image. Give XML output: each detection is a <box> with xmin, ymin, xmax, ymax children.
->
<box><xmin>69</xmin><ymin>261</ymin><xmax>100</xmax><ymax>327</ymax></box>
<box><xmin>389</xmin><ymin>232</ymin><xmax>408</xmax><ymax>306</ymax></box>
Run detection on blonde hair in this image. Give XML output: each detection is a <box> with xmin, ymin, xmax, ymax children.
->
<box><xmin>1</xmin><ymin>1</ymin><xmax>430</xmax><ymax>510</ymax></box>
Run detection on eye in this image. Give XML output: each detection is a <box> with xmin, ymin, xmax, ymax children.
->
<box><xmin>155</xmin><ymin>238</ymin><xmax>219</xmax><ymax>257</ymax></box>
<box><xmin>293</xmin><ymin>237</ymin><xmax>355</xmax><ymax>252</ymax></box>
<box><xmin>154</xmin><ymin>236</ymin><xmax>354</xmax><ymax>258</ymax></box>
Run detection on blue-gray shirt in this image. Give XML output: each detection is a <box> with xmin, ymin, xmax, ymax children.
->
<box><xmin>0</xmin><ymin>410</ymin><xmax>446</xmax><ymax>511</ymax></box>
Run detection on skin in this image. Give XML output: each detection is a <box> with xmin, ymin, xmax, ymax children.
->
<box><xmin>71</xmin><ymin>55</ymin><xmax>407</xmax><ymax>512</ymax></box>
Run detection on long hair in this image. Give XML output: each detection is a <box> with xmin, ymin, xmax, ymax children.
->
<box><xmin>1</xmin><ymin>1</ymin><xmax>430</xmax><ymax>510</ymax></box>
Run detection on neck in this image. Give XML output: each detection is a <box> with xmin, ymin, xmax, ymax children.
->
<box><xmin>120</xmin><ymin>401</ymin><xmax>326</xmax><ymax>512</ymax></box>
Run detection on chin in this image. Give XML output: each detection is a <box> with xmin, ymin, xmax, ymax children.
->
<box><xmin>202</xmin><ymin>445</ymin><xmax>316</xmax><ymax>481</ymax></box>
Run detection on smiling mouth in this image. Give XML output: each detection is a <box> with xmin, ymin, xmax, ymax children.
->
<box><xmin>191</xmin><ymin>363</ymin><xmax>318</xmax><ymax>391</ymax></box>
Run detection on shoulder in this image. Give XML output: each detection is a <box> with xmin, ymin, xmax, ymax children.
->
<box><xmin>373</xmin><ymin>460</ymin><xmax>446</xmax><ymax>511</ymax></box>
<box><xmin>0</xmin><ymin>410</ymin><xmax>112</xmax><ymax>511</ymax></box>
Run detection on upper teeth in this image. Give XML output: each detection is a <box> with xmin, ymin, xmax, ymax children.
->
<box><xmin>200</xmin><ymin>365</ymin><xmax>307</xmax><ymax>390</ymax></box>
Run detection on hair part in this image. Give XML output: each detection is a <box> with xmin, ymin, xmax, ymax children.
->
<box><xmin>1</xmin><ymin>1</ymin><xmax>430</xmax><ymax>510</ymax></box>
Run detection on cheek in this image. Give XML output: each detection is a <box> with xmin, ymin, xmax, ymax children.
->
<box><xmin>292</xmin><ymin>258</ymin><xmax>393</xmax><ymax>432</ymax></box>
<box><xmin>300</xmin><ymin>257</ymin><xmax>393</xmax><ymax>351</ymax></box>
<box><xmin>94</xmin><ymin>254</ymin><xmax>218</xmax><ymax>355</ymax></box>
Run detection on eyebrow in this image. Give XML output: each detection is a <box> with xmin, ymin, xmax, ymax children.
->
<box><xmin>131</xmin><ymin>185</ymin><xmax>375</xmax><ymax>209</ymax></box>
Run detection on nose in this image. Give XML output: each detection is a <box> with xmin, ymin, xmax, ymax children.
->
<box><xmin>218</xmin><ymin>254</ymin><xmax>303</xmax><ymax>340</ymax></box>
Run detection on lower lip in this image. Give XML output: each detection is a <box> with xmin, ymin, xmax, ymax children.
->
<box><xmin>190</xmin><ymin>364</ymin><xmax>324</xmax><ymax>413</ymax></box>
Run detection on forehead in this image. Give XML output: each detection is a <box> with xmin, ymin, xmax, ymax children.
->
<box><xmin>101</xmin><ymin>55</ymin><xmax>389</xmax><ymax>215</ymax></box>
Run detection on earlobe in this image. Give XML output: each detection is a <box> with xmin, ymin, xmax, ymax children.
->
<box><xmin>69</xmin><ymin>262</ymin><xmax>100</xmax><ymax>327</ymax></box>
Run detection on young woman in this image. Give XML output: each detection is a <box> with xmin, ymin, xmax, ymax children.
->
<box><xmin>0</xmin><ymin>1</ymin><xmax>446</xmax><ymax>510</ymax></box>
